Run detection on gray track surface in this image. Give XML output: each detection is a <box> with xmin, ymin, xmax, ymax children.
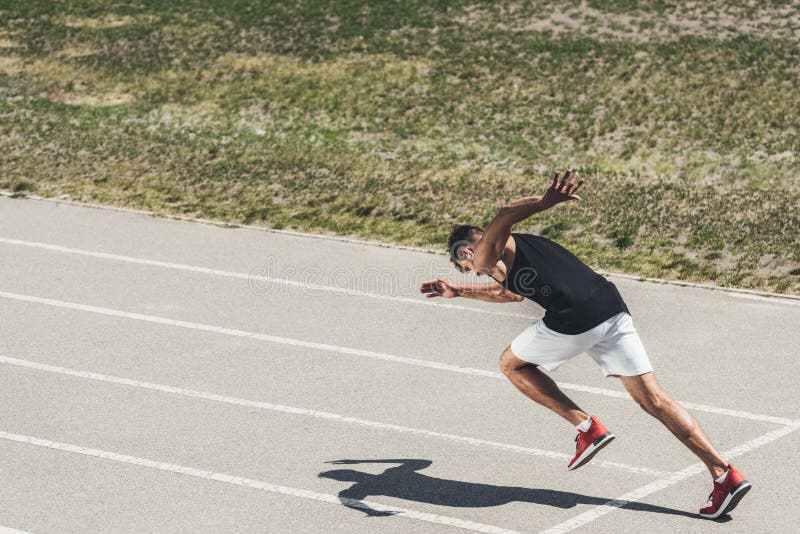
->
<box><xmin>1</xmin><ymin>196</ymin><xmax>798</xmax><ymax>533</ymax></box>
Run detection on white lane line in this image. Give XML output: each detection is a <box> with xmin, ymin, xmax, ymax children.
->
<box><xmin>0</xmin><ymin>354</ymin><xmax>667</xmax><ymax>478</ymax></box>
<box><xmin>727</xmin><ymin>293</ymin><xmax>800</xmax><ymax>307</ymax></box>
<box><xmin>539</xmin><ymin>420</ymin><xmax>800</xmax><ymax>533</ymax></box>
<box><xmin>0</xmin><ymin>289</ymin><xmax>792</xmax><ymax>427</ymax></box>
<box><xmin>0</xmin><ymin>431</ymin><xmax>518</xmax><ymax>534</ymax></box>
<box><xmin>0</xmin><ymin>237</ymin><xmax>531</xmax><ymax>319</ymax></box>
<box><xmin>556</xmin><ymin>382</ymin><xmax>794</xmax><ymax>427</ymax></box>
<box><xmin>0</xmin><ymin>527</ymin><xmax>31</xmax><ymax>534</ymax></box>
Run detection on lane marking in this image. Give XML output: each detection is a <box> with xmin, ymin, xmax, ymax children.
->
<box><xmin>0</xmin><ymin>237</ymin><xmax>531</xmax><ymax>319</ymax></box>
<box><xmin>599</xmin><ymin>270</ymin><xmax>800</xmax><ymax>303</ymax></box>
<box><xmin>0</xmin><ymin>431</ymin><xmax>518</xmax><ymax>534</ymax></box>
<box><xmin>727</xmin><ymin>293</ymin><xmax>800</xmax><ymax>307</ymax></box>
<box><xmin>0</xmin><ymin>289</ymin><xmax>792</xmax><ymax>427</ymax></box>
<box><xmin>539</xmin><ymin>420</ymin><xmax>800</xmax><ymax>533</ymax></box>
<box><xmin>555</xmin><ymin>382</ymin><xmax>794</xmax><ymax>427</ymax></box>
<box><xmin>0</xmin><ymin>527</ymin><xmax>31</xmax><ymax>534</ymax></box>
<box><xmin>0</xmin><ymin>354</ymin><xmax>667</xmax><ymax>477</ymax></box>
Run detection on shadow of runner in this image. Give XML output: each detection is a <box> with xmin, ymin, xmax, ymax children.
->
<box><xmin>318</xmin><ymin>459</ymin><xmax>706</xmax><ymax>520</ymax></box>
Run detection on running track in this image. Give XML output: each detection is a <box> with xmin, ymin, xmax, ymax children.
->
<box><xmin>1</xmin><ymin>195</ymin><xmax>798</xmax><ymax>533</ymax></box>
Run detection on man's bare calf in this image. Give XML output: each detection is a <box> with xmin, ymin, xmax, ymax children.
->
<box><xmin>620</xmin><ymin>372</ymin><xmax>728</xmax><ymax>479</ymax></box>
<box><xmin>498</xmin><ymin>346</ymin><xmax>589</xmax><ymax>426</ymax></box>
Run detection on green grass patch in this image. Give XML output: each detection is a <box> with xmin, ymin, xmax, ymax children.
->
<box><xmin>1</xmin><ymin>1</ymin><xmax>798</xmax><ymax>293</ymax></box>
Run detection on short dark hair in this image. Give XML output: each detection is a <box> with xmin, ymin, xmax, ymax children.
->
<box><xmin>447</xmin><ymin>225</ymin><xmax>484</xmax><ymax>272</ymax></box>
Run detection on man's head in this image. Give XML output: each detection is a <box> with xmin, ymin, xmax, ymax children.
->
<box><xmin>448</xmin><ymin>224</ymin><xmax>484</xmax><ymax>273</ymax></box>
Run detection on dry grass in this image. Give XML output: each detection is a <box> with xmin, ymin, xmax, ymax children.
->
<box><xmin>57</xmin><ymin>14</ymin><xmax>143</xmax><ymax>29</ymax></box>
<box><xmin>457</xmin><ymin>1</ymin><xmax>800</xmax><ymax>42</ymax></box>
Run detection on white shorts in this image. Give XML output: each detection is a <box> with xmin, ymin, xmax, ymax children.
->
<box><xmin>510</xmin><ymin>312</ymin><xmax>653</xmax><ymax>377</ymax></box>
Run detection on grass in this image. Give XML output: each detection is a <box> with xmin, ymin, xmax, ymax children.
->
<box><xmin>1</xmin><ymin>1</ymin><xmax>799</xmax><ymax>293</ymax></box>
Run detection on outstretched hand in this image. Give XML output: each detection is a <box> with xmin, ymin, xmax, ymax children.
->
<box><xmin>541</xmin><ymin>169</ymin><xmax>585</xmax><ymax>208</ymax></box>
<box><xmin>419</xmin><ymin>278</ymin><xmax>459</xmax><ymax>298</ymax></box>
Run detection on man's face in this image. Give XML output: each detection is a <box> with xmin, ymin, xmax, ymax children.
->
<box><xmin>456</xmin><ymin>242</ymin><xmax>506</xmax><ymax>277</ymax></box>
<box><xmin>455</xmin><ymin>245</ymin><xmax>479</xmax><ymax>274</ymax></box>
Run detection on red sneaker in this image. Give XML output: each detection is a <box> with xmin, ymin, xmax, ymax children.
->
<box><xmin>699</xmin><ymin>464</ymin><xmax>752</xmax><ymax>519</ymax></box>
<box><xmin>568</xmin><ymin>415</ymin><xmax>615</xmax><ymax>470</ymax></box>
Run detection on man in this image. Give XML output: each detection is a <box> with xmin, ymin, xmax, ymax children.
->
<box><xmin>419</xmin><ymin>170</ymin><xmax>751</xmax><ymax>519</ymax></box>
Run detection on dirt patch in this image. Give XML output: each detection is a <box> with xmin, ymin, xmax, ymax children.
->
<box><xmin>0</xmin><ymin>55</ymin><xmax>25</xmax><ymax>75</ymax></box>
<box><xmin>144</xmin><ymin>102</ymin><xmax>223</xmax><ymax>131</ymax></box>
<box><xmin>0</xmin><ymin>52</ymin><xmax>131</xmax><ymax>107</ymax></box>
<box><xmin>51</xmin><ymin>91</ymin><xmax>134</xmax><ymax>107</ymax></box>
<box><xmin>455</xmin><ymin>1</ymin><xmax>800</xmax><ymax>42</ymax></box>
<box><xmin>57</xmin><ymin>45</ymin><xmax>97</xmax><ymax>59</ymax></box>
<box><xmin>58</xmin><ymin>14</ymin><xmax>137</xmax><ymax>29</ymax></box>
<box><xmin>0</xmin><ymin>54</ymin><xmax>83</xmax><ymax>81</ymax></box>
<box><xmin>215</xmin><ymin>52</ymin><xmax>288</xmax><ymax>71</ymax></box>
<box><xmin>756</xmin><ymin>253</ymin><xmax>799</xmax><ymax>276</ymax></box>
<box><xmin>215</xmin><ymin>52</ymin><xmax>432</xmax><ymax>80</ymax></box>
<box><xmin>0</xmin><ymin>30</ymin><xmax>22</xmax><ymax>49</ymax></box>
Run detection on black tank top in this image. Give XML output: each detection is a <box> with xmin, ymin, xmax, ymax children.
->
<box><xmin>498</xmin><ymin>233</ymin><xmax>629</xmax><ymax>334</ymax></box>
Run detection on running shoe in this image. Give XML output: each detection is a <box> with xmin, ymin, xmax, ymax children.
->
<box><xmin>568</xmin><ymin>415</ymin><xmax>615</xmax><ymax>470</ymax></box>
<box><xmin>699</xmin><ymin>464</ymin><xmax>751</xmax><ymax>519</ymax></box>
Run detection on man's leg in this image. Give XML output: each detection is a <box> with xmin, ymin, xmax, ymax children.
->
<box><xmin>620</xmin><ymin>372</ymin><xmax>727</xmax><ymax>479</ymax></box>
<box><xmin>499</xmin><ymin>345</ymin><xmax>589</xmax><ymax>426</ymax></box>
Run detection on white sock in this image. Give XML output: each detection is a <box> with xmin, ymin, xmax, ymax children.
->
<box><xmin>714</xmin><ymin>469</ymin><xmax>729</xmax><ymax>483</ymax></box>
<box><xmin>575</xmin><ymin>416</ymin><xmax>593</xmax><ymax>432</ymax></box>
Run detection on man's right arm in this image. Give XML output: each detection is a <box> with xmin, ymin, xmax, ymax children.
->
<box><xmin>470</xmin><ymin>169</ymin><xmax>584</xmax><ymax>274</ymax></box>
<box><xmin>419</xmin><ymin>278</ymin><xmax>523</xmax><ymax>303</ymax></box>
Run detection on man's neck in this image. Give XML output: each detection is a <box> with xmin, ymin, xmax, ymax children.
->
<box><xmin>485</xmin><ymin>235</ymin><xmax>516</xmax><ymax>282</ymax></box>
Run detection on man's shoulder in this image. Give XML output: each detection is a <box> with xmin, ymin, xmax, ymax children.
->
<box><xmin>511</xmin><ymin>231</ymin><xmax>548</xmax><ymax>244</ymax></box>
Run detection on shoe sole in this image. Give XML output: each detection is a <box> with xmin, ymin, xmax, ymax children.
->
<box><xmin>568</xmin><ymin>432</ymin><xmax>615</xmax><ymax>471</ymax></box>
<box><xmin>699</xmin><ymin>480</ymin><xmax>752</xmax><ymax>519</ymax></box>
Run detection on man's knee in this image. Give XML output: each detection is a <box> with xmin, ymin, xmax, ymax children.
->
<box><xmin>622</xmin><ymin>373</ymin><xmax>671</xmax><ymax>414</ymax></box>
<box><xmin>632</xmin><ymin>387</ymin><xmax>671</xmax><ymax>414</ymax></box>
<box><xmin>499</xmin><ymin>346</ymin><xmax>531</xmax><ymax>376</ymax></box>
<box><xmin>636</xmin><ymin>392</ymin><xmax>662</xmax><ymax>414</ymax></box>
